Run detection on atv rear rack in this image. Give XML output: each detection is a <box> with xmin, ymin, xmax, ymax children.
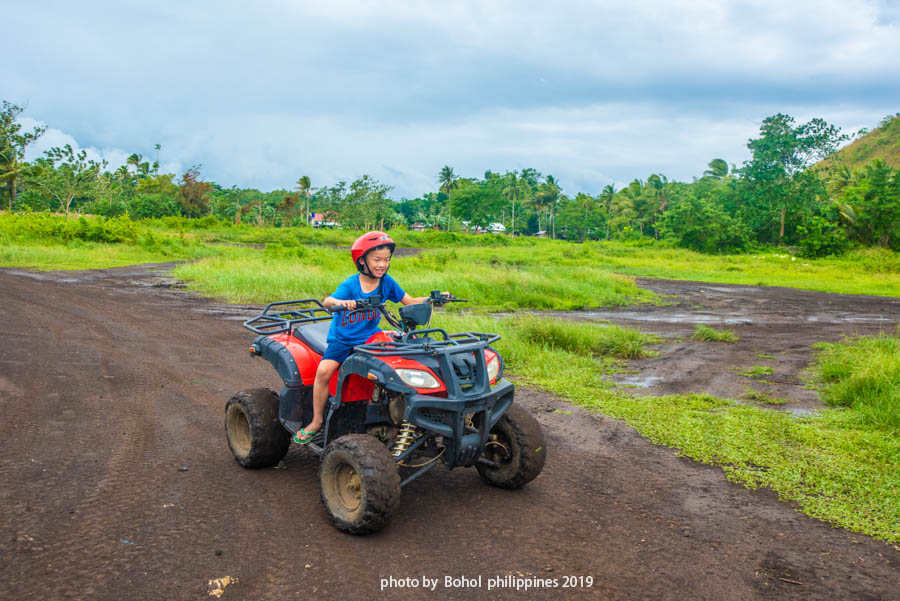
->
<box><xmin>243</xmin><ymin>299</ymin><xmax>331</xmax><ymax>335</ymax></box>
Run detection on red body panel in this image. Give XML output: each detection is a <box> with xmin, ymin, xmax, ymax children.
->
<box><xmin>269</xmin><ymin>332</ymin><xmax>321</xmax><ymax>386</ymax></box>
<box><xmin>271</xmin><ymin>329</ymin><xmax>497</xmax><ymax>400</ymax></box>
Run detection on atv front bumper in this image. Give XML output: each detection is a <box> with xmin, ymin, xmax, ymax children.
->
<box><xmin>404</xmin><ymin>378</ymin><xmax>515</xmax><ymax>468</ymax></box>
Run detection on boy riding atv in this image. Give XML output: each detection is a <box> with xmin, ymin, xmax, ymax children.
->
<box><xmin>226</xmin><ymin>232</ymin><xmax>546</xmax><ymax>533</ymax></box>
<box><xmin>297</xmin><ymin>231</ymin><xmax>433</xmax><ymax>443</ymax></box>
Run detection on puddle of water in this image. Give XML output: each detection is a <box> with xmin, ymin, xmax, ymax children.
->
<box><xmin>58</xmin><ymin>278</ymin><xmax>81</xmax><ymax>283</ymax></box>
<box><xmin>577</xmin><ymin>311</ymin><xmax>753</xmax><ymax>326</ymax></box>
<box><xmin>787</xmin><ymin>407</ymin><xmax>820</xmax><ymax>417</ymax></box>
<box><xmin>615</xmin><ymin>374</ymin><xmax>663</xmax><ymax>388</ymax></box>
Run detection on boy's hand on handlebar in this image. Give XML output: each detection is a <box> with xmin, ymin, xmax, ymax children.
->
<box><xmin>333</xmin><ymin>299</ymin><xmax>357</xmax><ymax>312</ymax></box>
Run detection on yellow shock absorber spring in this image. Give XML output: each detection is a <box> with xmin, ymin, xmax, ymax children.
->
<box><xmin>392</xmin><ymin>421</ymin><xmax>418</xmax><ymax>457</ymax></box>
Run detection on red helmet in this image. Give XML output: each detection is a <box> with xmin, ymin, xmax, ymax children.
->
<box><xmin>351</xmin><ymin>231</ymin><xmax>396</xmax><ymax>275</ymax></box>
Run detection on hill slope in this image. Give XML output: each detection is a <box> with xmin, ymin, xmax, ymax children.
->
<box><xmin>819</xmin><ymin>113</ymin><xmax>900</xmax><ymax>171</ymax></box>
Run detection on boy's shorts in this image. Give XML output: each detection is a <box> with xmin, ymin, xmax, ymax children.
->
<box><xmin>321</xmin><ymin>341</ymin><xmax>356</xmax><ymax>364</ymax></box>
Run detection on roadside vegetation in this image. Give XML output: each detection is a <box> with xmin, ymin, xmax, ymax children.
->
<box><xmin>813</xmin><ymin>329</ymin><xmax>900</xmax><ymax>430</ymax></box>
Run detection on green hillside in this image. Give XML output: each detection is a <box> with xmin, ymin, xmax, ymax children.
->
<box><xmin>820</xmin><ymin>114</ymin><xmax>900</xmax><ymax>171</ymax></box>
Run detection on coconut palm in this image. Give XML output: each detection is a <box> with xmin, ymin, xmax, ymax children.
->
<box><xmin>599</xmin><ymin>184</ymin><xmax>617</xmax><ymax>239</ymax></box>
<box><xmin>0</xmin><ymin>101</ymin><xmax>46</xmax><ymax>210</ymax></box>
<box><xmin>126</xmin><ymin>153</ymin><xmax>143</xmax><ymax>181</ymax></box>
<box><xmin>438</xmin><ymin>166</ymin><xmax>458</xmax><ymax>231</ymax></box>
<box><xmin>296</xmin><ymin>175</ymin><xmax>316</xmax><ymax>226</ymax></box>
<box><xmin>703</xmin><ymin>158</ymin><xmax>729</xmax><ymax>179</ymax></box>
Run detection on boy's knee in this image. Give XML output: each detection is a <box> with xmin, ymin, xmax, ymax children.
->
<box><xmin>316</xmin><ymin>361</ymin><xmax>339</xmax><ymax>380</ymax></box>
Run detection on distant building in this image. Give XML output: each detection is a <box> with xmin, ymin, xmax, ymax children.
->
<box><xmin>310</xmin><ymin>213</ymin><xmax>338</xmax><ymax>228</ymax></box>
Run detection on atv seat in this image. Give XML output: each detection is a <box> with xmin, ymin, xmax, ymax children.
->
<box><xmin>293</xmin><ymin>321</ymin><xmax>331</xmax><ymax>355</ymax></box>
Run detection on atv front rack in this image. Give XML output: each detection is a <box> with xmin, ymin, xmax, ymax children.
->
<box><xmin>353</xmin><ymin>329</ymin><xmax>500</xmax><ymax>357</ymax></box>
<box><xmin>243</xmin><ymin>299</ymin><xmax>331</xmax><ymax>335</ymax></box>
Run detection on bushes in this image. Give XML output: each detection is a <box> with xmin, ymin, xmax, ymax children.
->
<box><xmin>0</xmin><ymin>213</ymin><xmax>139</xmax><ymax>244</ymax></box>
<box><xmin>657</xmin><ymin>195</ymin><xmax>752</xmax><ymax>254</ymax></box>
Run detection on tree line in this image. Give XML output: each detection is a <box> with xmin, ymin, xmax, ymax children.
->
<box><xmin>2</xmin><ymin>99</ymin><xmax>898</xmax><ymax>256</ymax></box>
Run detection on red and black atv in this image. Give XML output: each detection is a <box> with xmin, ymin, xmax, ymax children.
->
<box><xmin>225</xmin><ymin>291</ymin><xmax>545</xmax><ymax>534</ymax></box>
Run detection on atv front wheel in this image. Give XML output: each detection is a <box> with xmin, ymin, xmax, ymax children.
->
<box><xmin>225</xmin><ymin>389</ymin><xmax>291</xmax><ymax>468</ymax></box>
<box><xmin>476</xmin><ymin>403</ymin><xmax>546</xmax><ymax>489</ymax></box>
<box><xmin>320</xmin><ymin>434</ymin><xmax>400</xmax><ymax>535</ymax></box>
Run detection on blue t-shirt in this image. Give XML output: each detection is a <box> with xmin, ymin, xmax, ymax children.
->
<box><xmin>327</xmin><ymin>273</ymin><xmax>406</xmax><ymax>345</ymax></box>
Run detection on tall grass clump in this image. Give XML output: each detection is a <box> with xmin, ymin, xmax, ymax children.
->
<box><xmin>814</xmin><ymin>329</ymin><xmax>900</xmax><ymax>430</ymax></box>
<box><xmin>514</xmin><ymin>315</ymin><xmax>657</xmax><ymax>359</ymax></box>
<box><xmin>691</xmin><ymin>325</ymin><xmax>739</xmax><ymax>343</ymax></box>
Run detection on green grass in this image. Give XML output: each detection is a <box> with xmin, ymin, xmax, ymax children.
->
<box><xmin>0</xmin><ymin>213</ymin><xmax>223</xmax><ymax>269</ymax></box>
<box><xmin>738</xmin><ymin>365</ymin><xmax>775</xmax><ymax>379</ymax></box>
<box><xmin>3</xmin><ymin>213</ymin><xmax>899</xmax><ymax>297</ymax></box>
<box><xmin>691</xmin><ymin>325</ymin><xmax>739</xmax><ymax>343</ymax></box>
<box><xmin>172</xmin><ymin>247</ymin><xmax>657</xmax><ymax>311</ymax></box>
<box><xmin>513</xmin><ymin>314</ymin><xmax>659</xmax><ymax>359</ymax></box>
<box><xmin>743</xmin><ymin>387</ymin><xmax>788</xmax><ymax>406</ymax></box>
<box><xmin>580</xmin><ymin>243</ymin><xmax>900</xmax><ymax>297</ymax></box>
<box><xmin>813</xmin><ymin>329</ymin><xmax>900</xmax><ymax>430</ymax></box>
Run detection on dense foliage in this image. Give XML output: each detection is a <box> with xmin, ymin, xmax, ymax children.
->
<box><xmin>2</xmin><ymin>100</ymin><xmax>899</xmax><ymax>256</ymax></box>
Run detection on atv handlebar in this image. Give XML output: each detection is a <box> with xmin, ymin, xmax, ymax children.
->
<box><xmin>326</xmin><ymin>291</ymin><xmax>466</xmax><ymax>313</ymax></box>
<box><xmin>428</xmin><ymin>290</ymin><xmax>467</xmax><ymax>307</ymax></box>
<box><xmin>326</xmin><ymin>295</ymin><xmax>384</xmax><ymax>313</ymax></box>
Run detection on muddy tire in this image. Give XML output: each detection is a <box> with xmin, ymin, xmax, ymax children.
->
<box><xmin>225</xmin><ymin>389</ymin><xmax>291</xmax><ymax>468</ymax></box>
<box><xmin>320</xmin><ymin>434</ymin><xmax>400</xmax><ymax>535</ymax></box>
<box><xmin>476</xmin><ymin>403</ymin><xmax>546</xmax><ymax>489</ymax></box>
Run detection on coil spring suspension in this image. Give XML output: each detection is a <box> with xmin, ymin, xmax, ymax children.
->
<box><xmin>392</xmin><ymin>421</ymin><xmax>418</xmax><ymax>457</ymax></box>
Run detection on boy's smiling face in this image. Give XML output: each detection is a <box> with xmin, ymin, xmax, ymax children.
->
<box><xmin>363</xmin><ymin>246</ymin><xmax>392</xmax><ymax>277</ymax></box>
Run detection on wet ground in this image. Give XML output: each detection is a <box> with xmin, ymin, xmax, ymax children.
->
<box><xmin>563</xmin><ymin>279</ymin><xmax>900</xmax><ymax>415</ymax></box>
<box><xmin>1</xmin><ymin>265</ymin><xmax>898</xmax><ymax>601</ymax></box>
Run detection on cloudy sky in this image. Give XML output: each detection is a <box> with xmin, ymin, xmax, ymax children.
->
<box><xmin>4</xmin><ymin>0</ymin><xmax>899</xmax><ymax>198</ymax></box>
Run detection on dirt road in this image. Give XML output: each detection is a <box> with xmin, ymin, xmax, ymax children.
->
<box><xmin>1</xmin><ymin>266</ymin><xmax>898</xmax><ymax>601</ymax></box>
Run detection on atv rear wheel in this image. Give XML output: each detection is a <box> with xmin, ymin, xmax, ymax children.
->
<box><xmin>320</xmin><ymin>434</ymin><xmax>400</xmax><ymax>535</ymax></box>
<box><xmin>225</xmin><ymin>389</ymin><xmax>291</xmax><ymax>468</ymax></box>
<box><xmin>476</xmin><ymin>403</ymin><xmax>546</xmax><ymax>489</ymax></box>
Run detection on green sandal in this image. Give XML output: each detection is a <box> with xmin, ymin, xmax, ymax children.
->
<box><xmin>293</xmin><ymin>428</ymin><xmax>318</xmax><ymax>444</ymax></box>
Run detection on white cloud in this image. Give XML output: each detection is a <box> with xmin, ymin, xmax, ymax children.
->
<box><xmin>3</xmin><ymin>0</ymin><xmax>898</xmax><ymax>198</ymax></box>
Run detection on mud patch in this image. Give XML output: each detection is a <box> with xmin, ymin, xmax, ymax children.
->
<box><xmin>561</xmin><ymin>279</ymin><xmax>899</xmax><ymax>413</ymax></box>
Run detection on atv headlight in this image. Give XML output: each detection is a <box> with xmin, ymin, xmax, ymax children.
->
<box><xmin>396</xmin><ymin>368</ymin><xmax>442</xmax><ymax>390</ymax></box>
<box><xmin>487</xmin><ymin>355</ymin><xmax>501</xmax><ymax>383</ymax></box>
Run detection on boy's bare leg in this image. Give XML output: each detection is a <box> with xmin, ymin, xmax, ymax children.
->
<box><xmin>298</xmin><ymin>359</ymin><xmax>340</xmax><ymax>442</ymax></box>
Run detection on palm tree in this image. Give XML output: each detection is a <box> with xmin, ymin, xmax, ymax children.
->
<box><xmin>0</xmin><ymin>102</ymin><xmax>46</xmax><ymax>210</ymax></box>
<box><xmin>703</xmin><ymin>158</ymin><xmax>729</xmax><ymax>180</ymax></box>
<box><xmin>126</xmin><ymin>153</ymin><xmax>143</xmax><ymax>181</ymax></box>
<box><xmin>0</xmin><ymin>147</ymin><xmax>28</xmax><ymax>211</ymax></box>
<box><xmin>532</xmin><ymin>175</ymin><xmax>560</xmax><ymax>236</ymax></box>
<box><xmin>438</xmin><ymin>166</ymin><xmax>458</xmax><ymax>231</ymax></box>
<box><xmin>296</xmin><ymin>176</ymin><xmax>315</xmax><ymax>226</ymax></box>
<box><xmin>599</xmin><ymin>184</ymin><xmax>617</xmax><ymax>240</ymax></box>
<box><xmin>502</xmin><ymin>171</ymin><xmax>529</xmax><ymax>236</ymax></box>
